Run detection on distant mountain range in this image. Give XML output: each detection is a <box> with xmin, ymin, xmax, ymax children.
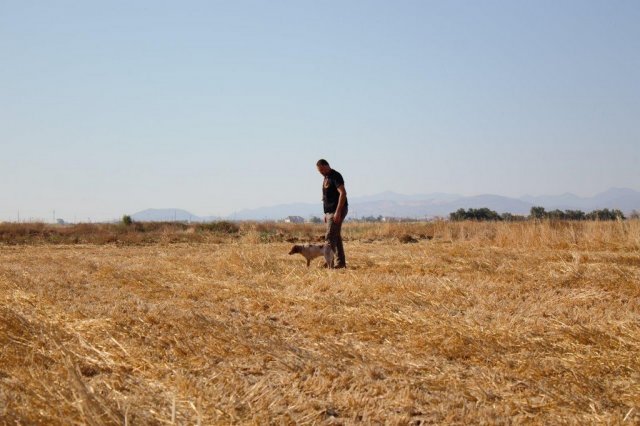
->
<box><xmin>131</xmin><ymin>188</ymin><xmax>640</xmax><ymax>221</ymax></box>
<box><xmin>131</xmin><ymin>209</ymin><xmax>220</xmax><ymax>223</ymax></box>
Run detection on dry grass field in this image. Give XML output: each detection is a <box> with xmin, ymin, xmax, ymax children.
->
<box><xmin>1</xmin><ymin>221</ymin><xmax>639</xmax><ymax>424</ymax></box>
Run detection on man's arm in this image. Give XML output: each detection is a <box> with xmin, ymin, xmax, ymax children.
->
<box><xmin>334</xmin><ymin>185</ymin><xmax>347</xmax><ymax>224</ymax></box>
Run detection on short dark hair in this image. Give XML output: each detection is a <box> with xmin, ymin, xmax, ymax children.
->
<box><xmin>316</xmin><ymin>159</ymin><xmax>330</xmax><ymax>166</ymax></box>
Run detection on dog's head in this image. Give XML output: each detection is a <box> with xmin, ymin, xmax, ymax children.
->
<box><xmin>288</xmin><ymin>245</ymin><xmax>302</xmax><ymax>255</ymax></box>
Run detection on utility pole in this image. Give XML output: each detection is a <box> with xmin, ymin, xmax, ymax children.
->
<box><xmin>17</xmin><ymin>210</ymin><xmax>20</xmax><ymax>223</ymax></box>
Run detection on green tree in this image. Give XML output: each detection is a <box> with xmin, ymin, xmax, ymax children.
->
<box><xmin>586</xmin><ymin>209</ymin><xmax>626</xmax><ymax>221</ymax></box>
<box><xmin>564</xmin><ymin>210</ymin><xmax>586</xmax><ymax>220</ymax></box>
<box><xmin>501</xmin><ymin>213</ymin><xmax>526</xmax><ymax>221</ymax></box>
<box><xmin>449</xmin><ymin>208</ymin><xmax>467</xmax><ymax>221</ymax></box>
<box><xmin>530</xmin><ymin>206</ymin><xmax>546</xmax><ymax>220</ymax></box>
<box><xmin>450</xmin><ymin>208</ymin><xmax>501</xmax><ymax>221</ymax></box>
<box><xmin>547</xmin><ymin>209</ymin><xmax>566</xmax><ymax>220</ymax></box>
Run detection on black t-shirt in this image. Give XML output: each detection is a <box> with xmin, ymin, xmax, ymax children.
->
<box><xmin>322</xmin><ymin>169</ymin><xmax>348</xmax><ymax>213</ymax></box>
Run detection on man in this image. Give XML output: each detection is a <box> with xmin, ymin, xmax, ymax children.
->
<box><xmin>316</xmin><ymin>159</ymin><xmax>348</xmax><ymax>268</ymax></box>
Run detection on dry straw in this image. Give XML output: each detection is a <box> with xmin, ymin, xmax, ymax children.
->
<box><xmin>0</xmin><ymin>221</ymin><xmax>639</xmax><ymax>424</ymax></box>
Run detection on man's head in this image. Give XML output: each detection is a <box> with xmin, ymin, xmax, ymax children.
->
<box><xmin>316</xmin><ymin>159</ymin><xmax>331</xmax><ymax>176</ymax></box>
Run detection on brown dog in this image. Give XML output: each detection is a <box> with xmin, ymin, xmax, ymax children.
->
<box><xmin>288</xmin><ymin>244</ymin><xmax>334</xmax><ymax>268</ymax></box>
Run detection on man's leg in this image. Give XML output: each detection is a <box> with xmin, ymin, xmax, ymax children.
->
<box><xmin>335</xmin><ymin>236</ymin><xmax>346</xmax><ymax>267</ymax></box>
<box><xmin>324</xmin><ymin>213</ymin><xmax>340</xmax><ymax>268</ymax></box>
<box><xmin>334</xmin><ymin>207</ymin><xmax>347</xmax><ymax>267</ymax></box>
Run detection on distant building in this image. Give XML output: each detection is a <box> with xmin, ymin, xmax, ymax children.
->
<box><xmin>381</xmin><ymin>216</ymin><xmax>429</xmax><ymax>223</ymax></box>
<box><xmin>284</xmin><ymin>216</ymin><xmax>305</xmax><ymax>223</ymax></box>
<box><xmin>381</xmin><ymin>216</ymin><xmax>399</xmax><ymax>222</ymax></box>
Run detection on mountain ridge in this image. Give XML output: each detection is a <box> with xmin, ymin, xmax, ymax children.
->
<box><xmin>130</xmin><ymin>188</ymin><xmax>640</xmax><ymax>221</ymax></box>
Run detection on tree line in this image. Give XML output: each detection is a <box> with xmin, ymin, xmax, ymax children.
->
<box><xmin>450</xmin><ymin>207</ymin><xmax>634</xmax><ymax>222</ymax></box>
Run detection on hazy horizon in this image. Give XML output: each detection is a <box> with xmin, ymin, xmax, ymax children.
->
<box><xmin>7</xmin><ymin>186</ymin><xmax>640</xmax><ymax>223</ymax></box>
<box><xmin>2</xmin><ymin>1</ymin><xmax>639</xmax><ymax>222</ymax></box>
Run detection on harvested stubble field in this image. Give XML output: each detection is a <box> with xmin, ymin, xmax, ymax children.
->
<box><xmin>1</xmin><ymin>221</ymin><xmax>639</xmax><ymax>425</ymax></box>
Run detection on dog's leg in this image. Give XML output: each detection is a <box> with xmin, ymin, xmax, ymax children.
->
<box><xmin>323</xmin><ymin>244</ymin><xmax>334</xmax><ymax>269</ymax></box>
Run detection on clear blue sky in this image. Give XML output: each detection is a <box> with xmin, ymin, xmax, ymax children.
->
<box><xmin>2</xmin><ymin>0</ymin><xmax>639</xmax><ymax>221</ymax></box>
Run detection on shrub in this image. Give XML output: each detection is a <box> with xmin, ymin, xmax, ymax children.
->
<box><xmin>399</xmin><ymin>234</ymin><xmax>418</xmax><ymax>243</ymax></box>
<box><xmin>530</xmin><ymin>206</ymin><xmax>546</xmax><ymax>220</ymax></box>
<box><xmin>450</xmin><ymin>208</ymin><xmax>501</xmax><ymax>221</ymax></box>
<box><xmin>585</xmin><ymin>209</ymin><xmax>625</xmax><ymax>221</ymax></box>
<box><xmin>196</xmin><ymin>221</ymin><xmax>240</xmax><ymax>234</ymax></box>
<box><xmin>501</xmin><ymin>213</ymin><xmax>526</xmax><ymax>222</ymax></box>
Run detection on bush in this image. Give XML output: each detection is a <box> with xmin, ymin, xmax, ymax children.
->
<box><xmin>399</xmin><ymin>234</ymin><xmax>418</xmax><ymax>243</ymax></box>
<box><xmin>122</xmin><ymin>215</ymin><xmax>133</xmax><ymax>226</ymax></box>
<box><xmin>501</xmin><ymin>213</ymin><xmax>527</xmax><ymax>222</ymax></box>
<box><xmin>196</xmin><ymin>221</ymin><xmax>240</xmax><ymax>234</ymax></box>
<box><xmin>450</xmin><ymin>208</ymin><xmax>501</xmax><ymax>221</ymax></box>
<box><xmin>530</xmin><ymin>206</ymin><xmax>546</xmax><ymax>220</ymax></box>
<box><xmin>529</xmin><ymin>207</ymin><xmax>626</xmax><ymax>221</ymax></box>
<box><xmin>585</xmin><ymin>209</ymin><xmax>625</xmax><ymax>221</ymax></box>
